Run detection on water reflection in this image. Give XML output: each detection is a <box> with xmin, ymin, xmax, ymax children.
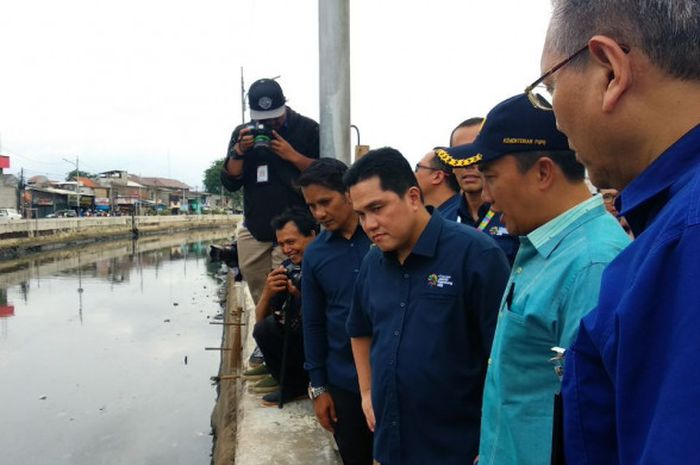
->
<box><xmin>0</xmin><ymin>229</ymin><xmax>234</xmax><ymax>465</ymax></box>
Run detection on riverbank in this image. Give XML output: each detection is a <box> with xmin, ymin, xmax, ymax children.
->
<box><xmin>0</xmin><ymin>214</ymin><xmax>239</xmax><ymax>259</ymax></box>
<box><xmin>211</xmin><ymin>276</ymin><xmax>341</xmax><ymax>465</ymax></box>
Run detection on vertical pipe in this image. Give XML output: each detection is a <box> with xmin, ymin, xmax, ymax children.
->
<box><xmin>319</xmin><ymin>0</ymin><xmax>351</xmax><ymax>165</ymax></box>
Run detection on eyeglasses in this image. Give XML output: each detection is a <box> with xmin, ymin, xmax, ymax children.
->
<box><xmin>414</xmin><ymin>163</ymin><xmax>445</xmax><ymax>174</ymax></box>
<box><xmin>525</xmin><ymin>43</ymin><xmax>630</xmax><ymax>111</ymax></box>
<box><xmin>524</xmin><ymin>44</ymin><xmax>589</xmax><ymax>111</ymax></box>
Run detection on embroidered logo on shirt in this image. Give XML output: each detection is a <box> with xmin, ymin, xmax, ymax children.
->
<box><xmin>427</xmin><ymin>273</ymin><xmax>454</xmax><ymax>288</ymax></box>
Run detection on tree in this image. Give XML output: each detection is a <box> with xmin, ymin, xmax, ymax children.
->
<box><xmin>203</xmin><ymin>158</ymin><xmax>243</xmax><ymax>210</ymax></box>
<box><xmin>65</xmin><ymin>169</ymin><xmax>94</xmax><ymax>182</ymax></box>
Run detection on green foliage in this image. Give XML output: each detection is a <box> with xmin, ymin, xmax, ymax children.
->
<box><xmin>65</xmin><ymin>169</ymin><xmax>94</xmax><ymax>182</ymax></box>
<box><xmin>202</xmin><ymin>158</ymin><xmax>243</xmax><ymax>210</ymax></box>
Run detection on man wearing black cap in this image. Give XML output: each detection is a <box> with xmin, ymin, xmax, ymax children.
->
<box><xmin>221</xmin><ymin>78</ymin><xmax>319</xmax><ymax>305</ymax></box>
<box><xmin>445</xmin><ymin>94</ymin><xmax>630</xmax><ymax>465</ymax></box>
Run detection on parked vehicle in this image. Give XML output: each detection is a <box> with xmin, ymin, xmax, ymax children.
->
<box><xmin>0</xmin><ymin>208</ymin><xmax>22</xmax><ymax>220</ymax></box>
<box><xmin>46</xmin><ymin>209</ymin><xmax>78</xmax><ymax>218</ymax></box>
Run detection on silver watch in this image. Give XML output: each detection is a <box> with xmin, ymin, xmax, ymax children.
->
<box><xmin>308</xmin><ymin>384</ymin><xmax>328</xmax><ymax>400</ymax></box>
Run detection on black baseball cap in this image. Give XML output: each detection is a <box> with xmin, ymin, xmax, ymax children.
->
<box><xmin>442</xmin><ymin>93</ymin><xmax>571</xmax><ymax>167</ymax></box>
<box><xmin>248</xmin><ymin>78</ymin><xmax>286</xmax><ymax>120</ymax></box>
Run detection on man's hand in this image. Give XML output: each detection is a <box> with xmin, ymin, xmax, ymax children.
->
<box><xmin>360</xmin><ymin>389</ymin><xmax>375</xmax><ymax>432</ymax></box>
<box><xmin>313</xmin><ymin>392</ymin><xmax>337</xmax><ymax>433</ymax></box>
<box><xmin>235</xmin><ymin>127</ymin><xmax>254</xmax><ymax>156</ymax></box>
<box><xmin>270</xmin><ymin>130</ymin><xmax>300</xmax><ymax>161</ymax></box>
<box><xmin>263</xmin><ymin>266</ymin><xmax>288</xmax><ymax>296</ymax></box>
<box><xmin>287</xmin><ymin>281</ymin><xmax>301</xmax><ymax>299</ymax></box>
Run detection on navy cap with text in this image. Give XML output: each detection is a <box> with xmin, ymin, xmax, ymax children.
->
<box><xmin>249</xmin><ymin>78</ymin><xmax>287</xmax><ymax>120</ymax></box>
<box><xmin>440</xmin><ymin>93</ymin><xmax>571</xmax><ymax>167</ymax></box>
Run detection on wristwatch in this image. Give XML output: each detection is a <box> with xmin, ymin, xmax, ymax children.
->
<box><xmin>308</xmin><ymin>384</ymin><xmax>328</xmax><ymax>400</ymax></box>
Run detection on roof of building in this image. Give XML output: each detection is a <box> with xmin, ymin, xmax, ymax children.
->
<box><xmin>129</xmin><ymin>175</ymin><xmax>191</xmax><ymax>190</ymax></box>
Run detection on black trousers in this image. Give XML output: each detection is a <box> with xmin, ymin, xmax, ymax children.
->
<box><xmin>329</xmin><ymin>385</ymin><xmax>374</xmax><ymax>465</ymax></box>
<box><xmin>252</xmin><ymin>316</ymin><xmax>308</xmax><ymax>394</ymax></box>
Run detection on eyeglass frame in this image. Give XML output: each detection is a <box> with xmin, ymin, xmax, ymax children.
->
<box><xmin>524</xmin><ymin>44</ymin><xmax>589</xmax><ymax>111</ymax></box>
<box><xmin>525</xmin><ymin>42</ymin><xmax>630</xmax><ymax>111</ymax></box>
<box><xmin>414</xmin><ymin>163</ymin><xmax>449</xmax><ymax>174</ymax></box>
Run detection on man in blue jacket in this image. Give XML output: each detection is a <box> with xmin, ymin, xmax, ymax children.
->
<box><xmin>535</xmin><ymin>1</ymin><xmax>700</xmax><ymax>463</ymax></box>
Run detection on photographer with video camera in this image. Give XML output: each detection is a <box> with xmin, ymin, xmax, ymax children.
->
<box><xmin>251</xmin><ymin>207</ymin><xmax>319</xmax><ymax>406</ymax></box>
<box><xmin>222</xmin><ymin>78</ymin><xmax>319</xmax><ymax>307</ymax></box>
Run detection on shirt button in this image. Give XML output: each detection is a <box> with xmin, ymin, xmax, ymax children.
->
<box><xmin>516</xmin><ymin>267</ymin><xmax>523</xmax><ymax>274</ymax></box>
<box><xmin>399</xmin><ymin>302</ymin><xmax>405</xmax><ymax>308</ymax></box>
<box><xmin>392</xmin><ymin>421</ymin><xmax>397</xmax><ymax>427</ymax></box>
<box><xmin>403</xmin><ymin>273</ymin><xmax>409</xmax><ymax>279</ymax></box>
<box><xmin>488</xmin><ymin>357</ymin><xmax>492</xmax><ymax>365</ymax></box>
<box><xmin>350</xmin><ymin>243</ymin><xmax>354</xmax><ymax>247</ymax></box>
<box><xmin>388</xmin><ymin>359</ymin><xmax>394</xmax><ymax>365</ymax></box>
<box><xmin>394</xmin><ymin>330</ymin><xmax>400</xmax><ymax>336</ymax></box>
<box><xmin>354</xmin><ymin>269</ymin><xmax>359</xmax><ymax>273</ymax></box>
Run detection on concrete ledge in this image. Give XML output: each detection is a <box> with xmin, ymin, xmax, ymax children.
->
<box><xmin>211</xmin><ymin>278</ymin><xmax>341</xmax><ymax>465</ymax></box>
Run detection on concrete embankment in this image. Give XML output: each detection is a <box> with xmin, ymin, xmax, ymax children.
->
<box><xmin>211</xmin><ymin>276</ymin><xmax>341</xmax><ymax>465</ymax></box>
<box><xmin>0</xmin><ymin>215</ymin><xmax>239</xmax><ymax>259</ymax></box>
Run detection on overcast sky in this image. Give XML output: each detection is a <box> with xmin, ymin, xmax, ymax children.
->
<box><xmin>0</xmin><ymin>0</ymin><xmax>552</xmax><ymax>190</ymax></box>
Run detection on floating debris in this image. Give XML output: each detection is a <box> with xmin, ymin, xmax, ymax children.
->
<box><xmin>173</xmin><ymin>302</ymin><xmax>179</xmax><ymax>306</ymax></box>
<box><xmin>164</xmin><ymin>319</ymin><xmax>171</xmax><ymax>323</ymax></box>
<box><xmin>39</xmin><ymin>395</ymin><xmax>47</xmax><ymax>400</ymax></box>
<box><xmin>184</xmin><ymin>356</ymin><xmax>188</xmax><ymax>365</ymax></box>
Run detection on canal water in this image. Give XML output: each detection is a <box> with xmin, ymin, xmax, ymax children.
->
<box><xmin>0</xmin><ymin>229</ymin><xmax>235</xmax><ymax>465</ymax></box>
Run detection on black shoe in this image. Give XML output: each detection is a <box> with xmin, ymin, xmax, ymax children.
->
<box><xmin>261</xmin><ymin>389</ymin><xmax>307</xmax><ymax>407</ymax></box>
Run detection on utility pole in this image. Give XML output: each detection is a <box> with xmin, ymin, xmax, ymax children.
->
<box><xmin>240</xmin><ymin>67</ymin><xmax>246</xmax><ymax>125</ymax></box>
<box><xmin>63</xmin><ymin>156</ymin><xmax>81</xmax><ymax>217</ymax></box>
<box><xmin>319</xmin><ymin>0</ymin><xmax>351</xmax><ymax>164</ymax></box>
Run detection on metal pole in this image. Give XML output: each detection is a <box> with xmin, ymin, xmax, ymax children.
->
<box><xmin>240</xmin><ymin>66</ymin><xmax>246</xmax><ymax>125</ymax></box>
<box><xmin>76</xmin><ymin>156</ymin><xmax>80</xmax><ymax>217</ymax></box>
<box><xmin>319</xmin><ymin>0</ymin><xmax>351</xmax><ymax>164</ymax></box>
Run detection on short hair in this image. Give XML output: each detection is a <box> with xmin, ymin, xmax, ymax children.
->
<box><xmin>343</xmin><ymin>147</ymin><xmax>420</xmax><ymax>199</ymax></box>
<box><xmin>548</xmin><ymin>0</ymin><xmax>700</xmax><ymax>80</ymax></box>
<box><xmin>297</xmin><ymin>157</ymin><xmax>348</xmax><ymax>193</ymax></box>
<box><xmin>449</xmin><ymin>117</ymin><xmax>484</xmax><ymax>146</ymax></box>
<box><xmin>500</xmin><ymin>150</ymin><xmax>586</xmax><ymax>182</ymax></box>
<box><xmin>429</xmin><ymin>147</ymin><xmax>460</xmax><ymax>193</ymax></box>
<box><xmin>270</xmin><ymin>207</ymin><xmax>319</xmax><ymax>237</ymax></box>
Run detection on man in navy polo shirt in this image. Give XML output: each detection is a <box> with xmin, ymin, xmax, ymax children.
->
<box><xmin>298</xmin><ymin>159</ymin><xmax>373</xmax><ymax>465</ymax></box>
<box><xmin>538</xmin><ymin>1</ymin><xmax>700</xmax><ymax>462</ymax></box>
<box><xmin>345</xmin><ymin>148</ymin><xmax>510</xmax><ymax>465</ymax></box>
<box><xmin>413</xmin><ymin>148</ymin><xmax>461</xmax><ymax>221</ymax></box>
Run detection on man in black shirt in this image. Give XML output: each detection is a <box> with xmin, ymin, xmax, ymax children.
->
<box><xmin>221</xmin><ymin>78</ymin><xmax>319</xmax><ymax>304</ymax></box>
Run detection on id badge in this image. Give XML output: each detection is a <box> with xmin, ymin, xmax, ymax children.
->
<box><xmin>257</xmin><ymin>165</ymin><xmax>269</xmax><ymax>183</ymax></box>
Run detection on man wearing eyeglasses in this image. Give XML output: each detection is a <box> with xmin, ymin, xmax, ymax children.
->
<box><xmin>532</xmin><ymin>1</ymin><xmax>700</xmax><ymax>463</ymax></box>
<box><xmin>414</xmin><ymin>149</ymin><xmax>461</xmax><ymax>221</ymax></box>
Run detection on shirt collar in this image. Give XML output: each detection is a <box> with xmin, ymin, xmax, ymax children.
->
<box><xmin>525</xmin><ymin>195</ymin><xmax>605</xmax><ymax>259</ymax></box>
<box><xmin>438</xmin><ymin>193</ymin><xmax>460</xmax><ymax>212</ymax></box>
<box><xmin>324</xmin><ymin>221</ymin><xmax>365</xmax><ymax>243</ymax></box>
<box><xmin>619</xmin><ymin>124</ymin><xmax>700</xmax><ymax>220</ymax></box>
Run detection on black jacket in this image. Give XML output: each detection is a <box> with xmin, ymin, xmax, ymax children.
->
<box><xmin>221</xmin><ymin>107</ymin><xmax>319</xmax><ymax>242</ymax></box>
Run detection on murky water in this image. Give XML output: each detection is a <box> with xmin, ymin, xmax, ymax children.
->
<box><xmin>0</xmin><ymin>229</ymin><xmax>235</xmax><ymax>465</ymax></box>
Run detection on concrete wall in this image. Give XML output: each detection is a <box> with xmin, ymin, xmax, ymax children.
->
<box><xmin>0</xmin><ymin>214</ymin><xmax>239</xmax><ymax>258</ymax></box>
<box><xmin>0</xmin><ymin>175</ymin><xmax>18</xmax><ymax>209</ymax></box>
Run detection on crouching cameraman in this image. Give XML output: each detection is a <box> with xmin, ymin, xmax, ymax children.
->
<box><xmin>252</xmin><ymin>207</ymin><xmax>319</xmax><ymax>406</ymax></box>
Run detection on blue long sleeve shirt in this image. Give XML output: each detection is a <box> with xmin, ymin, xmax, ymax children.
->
<box><xmin>563</xmin><ymin>124</ymin><xmax>700</xmax><ymax>464</ymax></box>
<box><xmin>301</xmin><ymin>225</ymin><xmax>372</xmax><ymax>392</ymax></box>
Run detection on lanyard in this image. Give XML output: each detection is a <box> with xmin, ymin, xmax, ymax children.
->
<box><xmin>477</xmin><ymin>209</ymin><xmax>495</xmax><ymax>231</ymax></box>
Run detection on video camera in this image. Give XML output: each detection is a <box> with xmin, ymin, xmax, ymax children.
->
<box><xmin>245</xmin><ymin>121</ymin><xmax>274</xmax><ymax>149</ymax></box>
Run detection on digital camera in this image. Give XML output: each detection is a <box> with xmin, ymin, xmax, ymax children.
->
<box><xmin>245</xmin><ymin>121</ymin><xmax>274</xmax><ymax>149</ymax></box>
<box><xmin>284</xmin><ymin>262</ymin><xmax>302</xmax><ymax>289</ymax></box>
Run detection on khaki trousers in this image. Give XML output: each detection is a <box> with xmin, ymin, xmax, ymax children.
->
<box><xmin>236</xmin><ymin>223</ymin><xmax>285</xmax><ymax>304</ymax></box>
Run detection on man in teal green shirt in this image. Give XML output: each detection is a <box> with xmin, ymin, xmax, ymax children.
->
<box><xmin>445</xmin><ymin>94</ymin><xmax>630</xmax><ymax>465</ymax></box>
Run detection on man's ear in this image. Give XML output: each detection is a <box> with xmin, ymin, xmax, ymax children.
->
<box><xmin>406</xmin><ymin>186</ymin><xmax>423</xmax><ymax>210</ymax></box>
<box><xmin>588</xmin><ymin>35</ymin><xmax>632</xmax><ymax>113</ymax></box>
<box><xmin>536</xmin><ymin>157</ymin><xmax>556</xmax><ymax>190</ymax></box>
